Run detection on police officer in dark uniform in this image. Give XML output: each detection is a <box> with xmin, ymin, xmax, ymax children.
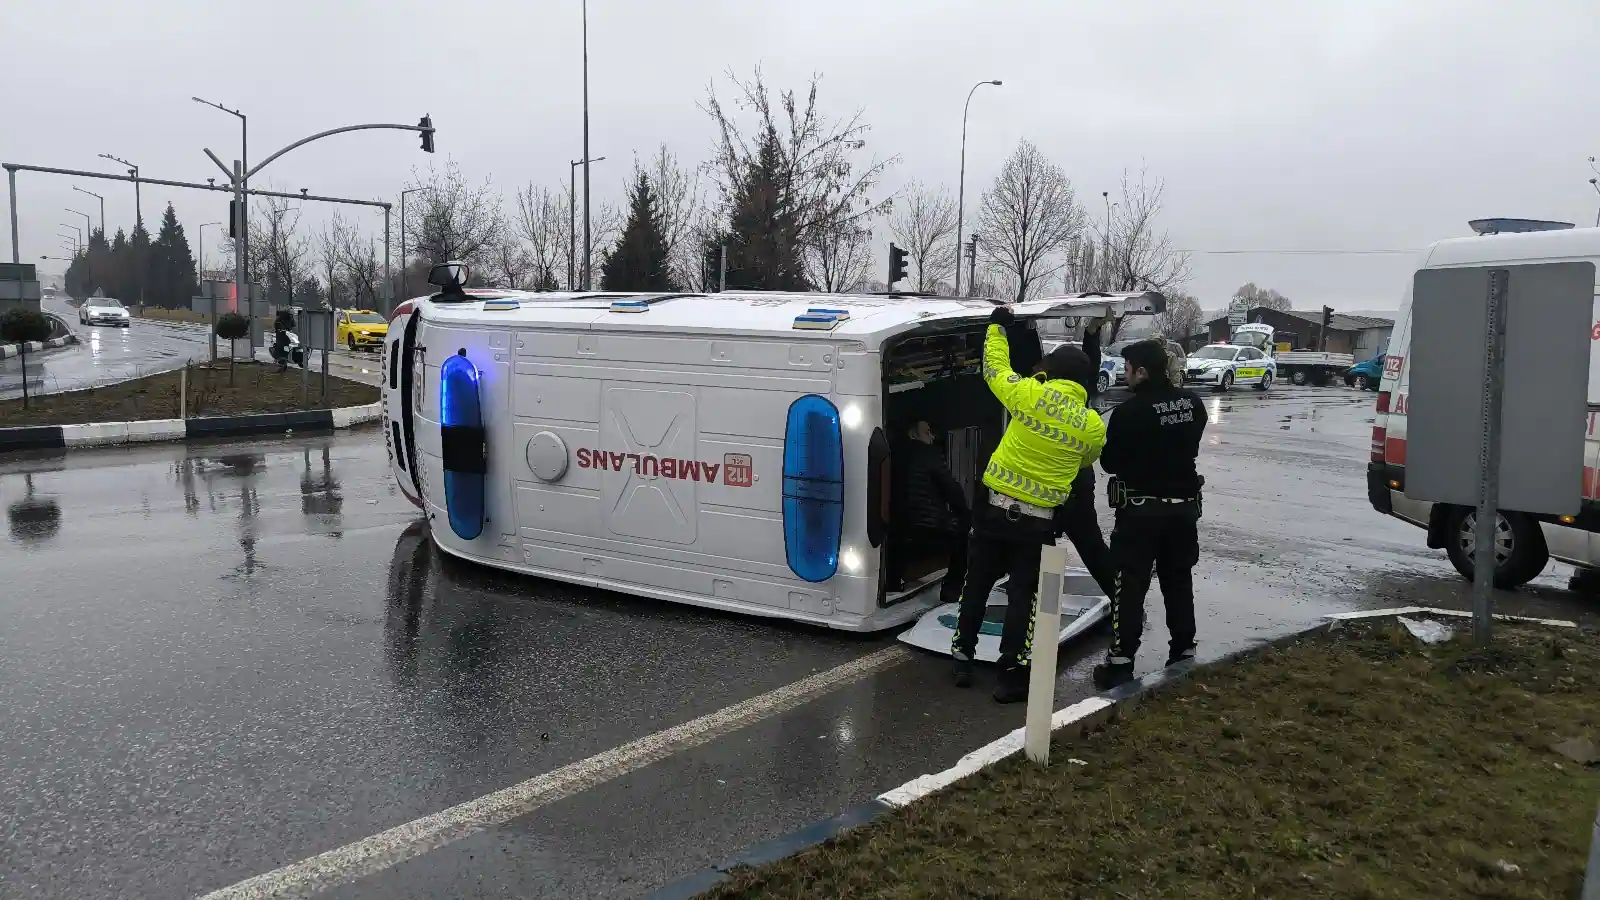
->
<box><xmin>1053</xmin><ymin>315</ymin><xmax>1116</xmax><ymax>598</ymax></box>
<box><xmin>1092</xmin><ymin>338</ymin><xmax>1209</xmax><ymax>690</ymax></box>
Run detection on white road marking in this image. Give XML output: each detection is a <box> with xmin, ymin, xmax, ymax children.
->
<box><xmin>196</xmin><ymin>644</ymin><xmax>912</xmax><ymax>900</ymax></box>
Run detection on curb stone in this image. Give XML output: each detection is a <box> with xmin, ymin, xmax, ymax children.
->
<box><xmin>641</xmin><ymin>606</ymin><xmax>1581</xmax><ymax>900</ymax></box>
<box><xmin>0</xmin><ymin>401</ymin><xmax>382</xmax><ymax>454</ymax></box>
<box><xmin>0</xmin><ymin>334</ymin><xmax>77</xmax><ymax>359</ymax></box>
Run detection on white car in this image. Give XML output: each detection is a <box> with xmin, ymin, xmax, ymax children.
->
<box><xmin>1184</xmin><ymin>343</ymin><xmax>1274</xmax><ymax>392</ymax></box>
<box><xmin>79</xmin><ymin>297</ymin><xmax>131</xmax><ymax>328</ymax></box>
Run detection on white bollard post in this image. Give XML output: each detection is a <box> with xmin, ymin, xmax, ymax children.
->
<box><xmin>1025</xmin><ymin>539</ymin><xmax>1070</xmax><ymax>765</ymax></box>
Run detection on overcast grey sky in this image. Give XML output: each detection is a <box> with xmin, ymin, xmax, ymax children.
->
<box><xmin>4</xmin><ymin>0</ymin><xmax>1597</xmax><ymax>310</ymax></box>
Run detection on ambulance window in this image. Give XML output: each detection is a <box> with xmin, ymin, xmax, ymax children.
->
<box><xmin>781</xmin><ymin>395</ymin><xmax>845</xmax><ymax>583</ymax></box>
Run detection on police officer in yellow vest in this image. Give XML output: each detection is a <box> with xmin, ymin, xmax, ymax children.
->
<box><xmin>952</xmin><ymin>305</ymin><xmax>1107</xmax><ymax>702</ymax></box>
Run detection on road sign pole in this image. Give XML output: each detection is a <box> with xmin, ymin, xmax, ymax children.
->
<box><xmin>1025</xmin><ymin>540</ymin><xmax>1070</xmax><ymax>765</ymax></box>
<box><xmin>1471</xmin><ymin>269</ymin><xmax>1509</xmax><ymax>646</ymax></box>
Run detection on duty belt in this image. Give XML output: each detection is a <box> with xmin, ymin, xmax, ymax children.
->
<box><xmin>988</xmin><ymin>492</ymin><xmax>1054</xmax><ymax>520</ymax></box>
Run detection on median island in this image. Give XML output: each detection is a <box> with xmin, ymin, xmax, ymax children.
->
<box><xmin>0</xmin><ymin>362</ymin><xmax>380</xmax><ymax>428</ymax></box>
<box><xmin>707</xmin><ymin>618</ymin><xmax>1599</xmax><ymax>899</ymax></box>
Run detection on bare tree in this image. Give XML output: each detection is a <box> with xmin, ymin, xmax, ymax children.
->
<box><xmin>1152</xmin><ymin>290</ymin><xmax>1204</xmax><ymax>343</ymax></box>
<box><xmin>805</xmin><ymin>220</ymin><xmax>874</xmax><ymax>292</ymax></box>
<box><xmin>976</xmin><ymin>139</ymin><xmax>1085</xmax><ymax>302</ymax></box>
<box><xmin>325</xmin><ymin>213</ymin><xmax>381</xmax><ymax>308</ymax></box>
<box><xmin>645</xmin><ymin>145</ymin><xmax>708</xmax><ymax>289</ymax></box>
<box><xmin>1098</xmin><ymin>167</ymin><xmax>1190</xmax><ymax>293</ymax></box>
<box><xmin>513</xmin><ymin>183</ymin><xmax>569</xmax><ymax>288</ymax></box>
<box><xmin>1234</xmin><ymin>281</ymin><xmax>1292</xmax><ymax>312</ymax></box>
<box><xmin>887</xmin><ymin>181</ymin><xmax>958</xmax><ymax>293</ymax></box>
<box><xmin>484</xmin><ymin>237</ymin><xmax>534</xmax><ymax>289</ymax></box>
<box><xmin>703</xmin><ymin>67</ymin><xmax>898</xmax><ymax>252</ymax></box>
<box><xmin>316</xmin><ymin>227</ymin><xmax>342</xmax><ymax>307</ymax></box>
<box><xmin>223</xmin><ymin>191</ymin><xmax>310</xmax><ymax>302</ymax></box>
<box><xmin>408</xmin><ymin>158</ymin><xmax>504</xmax><ymax>269</ymax></box>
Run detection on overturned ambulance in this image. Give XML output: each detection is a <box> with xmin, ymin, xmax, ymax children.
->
<box><xmin>382</xmin><ymin>264</ymin><xmax>1163</xmax><ymax>632</ymax></box>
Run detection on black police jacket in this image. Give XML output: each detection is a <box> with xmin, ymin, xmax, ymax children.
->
<box><xmin>1099</xmin><ymin>381</ymin><xmax>1207</xmax><ymax>498</ymax></box>
<box><xmin>898</xmin><ymin>441</ymin><xmax>970</xmax><ymax>532</ymax></box>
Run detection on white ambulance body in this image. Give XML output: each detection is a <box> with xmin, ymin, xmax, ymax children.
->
<box><xmin>1370</xmin><ymin>225</ymin><xmax>1600</xmax><ymax>587</ymax></box>
<box><xmin>382</xmin><ymin>282</ymin><xmax>1162</xmax><ymax>631</ymax></box>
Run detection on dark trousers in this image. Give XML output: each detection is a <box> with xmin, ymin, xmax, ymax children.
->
<box><xmin>1056</xmin><ymin>468</ymin><xmax>1116</xmax><ymax>598</ymax></box>
<box><xmin>952</xmin><ymin>506</ymin><xmax>1050</xmax><ymax>670</ymax></box>
<box><xmin>1107</xmin><ymin>504</ymin><xmax>1199</xmax><ymax>662</ymax></box>
<box><xmin>887</xmin><ymin>526</ymin><xmax>969</xmax><ymax>606</ymax></box>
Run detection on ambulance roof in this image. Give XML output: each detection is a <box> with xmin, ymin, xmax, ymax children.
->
<box><xmin>407</xmin><ymin>289</ymin><xmax>1166</xmax><ymax>351</ymax></box>
<box><xmin>1422</xmin><ymin>225</ymin><xmax>1600</xmax><ymax>269</ymax></box>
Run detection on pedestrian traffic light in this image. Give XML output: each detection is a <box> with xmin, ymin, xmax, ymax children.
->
<box><xmin>888</xmin><ymin>243</ymin><xmax>908</xmax><ymax>288</ymax></box>
<box><xmin>419</xmin><ymin>115</ymin><xmax>435</xmax><ymax>153</ymax></box>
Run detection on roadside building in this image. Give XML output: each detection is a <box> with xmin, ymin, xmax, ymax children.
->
<box><xmin>1203</xmin><ymin>307</ymin><xmax>1393</xmax><ymax>361</ymax></box>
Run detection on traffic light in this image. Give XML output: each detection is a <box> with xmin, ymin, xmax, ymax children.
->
<box><xmin>228</xmin><ymin>199</ymin><xmax>237</xmax><ymax>238</ymax></box>
<box><xmin>888</xmin><ymin>243</ymin><xmax>908</xmax><ymax>288</ymax></box>
<box><xmin>419</xmin><ymin>115</ymin><xmax>435</xmax><ymax>153</ymax></box>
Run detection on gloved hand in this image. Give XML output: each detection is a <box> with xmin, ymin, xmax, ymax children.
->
<box><xmin>989</xmin><ymin>305</ymin><xmax>1015</xmax><ymax>327</ymax></box>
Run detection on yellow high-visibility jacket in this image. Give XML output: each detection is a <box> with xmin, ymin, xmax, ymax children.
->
<box><xmin>980</xmin><ymin>324</ymin><xmax>1107</xmax><ymax>507</ymax></box>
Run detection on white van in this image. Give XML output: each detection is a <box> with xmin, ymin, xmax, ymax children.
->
<box><xmin>382</xmin><ymin>273</ymin><xmax>1162</xmax><ymax>631</ymax></box>
<box><xmin>1370</xmin><ymin>222</ymin><xmax>1600</xmax><ymax>588</ymax></box>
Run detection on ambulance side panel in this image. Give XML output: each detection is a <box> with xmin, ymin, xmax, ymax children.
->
<box><xmin>1377</xmin><ymin>254</ymin><xmax>1600</xmax><ymax>568</ymax></box>
<box><xmin>416</xmin><ymin>323</ymin><xmax>891</xmax><ymax>629</ymax></box>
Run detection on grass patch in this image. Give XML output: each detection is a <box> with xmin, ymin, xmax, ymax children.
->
<box><xmin>0</xmin><ymin>361</ymin><xmax>379</xmax><ymax>427</ymax></box>
<box><xmin>707</xmin><ymin>620</ymin><xmax>1600</xmax><ymax>899</ymax></box>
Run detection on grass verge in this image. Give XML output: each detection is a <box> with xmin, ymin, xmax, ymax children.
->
<box><xmin>706</xmin><ymin>619</ymin><xmax>1600</xmax><ymax>899</ymax></box>
<box><xmin>0</xmin><ymin>361</ymin><xmax>380</xmax><ymax>427</ymax></box>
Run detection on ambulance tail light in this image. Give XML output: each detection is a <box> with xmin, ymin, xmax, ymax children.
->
<box><xmin>1371</xmin><ymin>391</ymin><xmax>1390</xmax><ymax>463</ymax></box>
<box><xmin>782</xmin><ymin>395</ymin><xmax>845</xmax><ymax>583</ymax></box>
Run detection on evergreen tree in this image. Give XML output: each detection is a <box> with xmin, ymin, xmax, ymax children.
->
<box><xmin>127</xmin><ymin>222</ymin><xmax>152</xmax><ymax>307</ymax></box>
<box><xmin>722</xmin><ymin>127</ymin><xmax>809</xmax><ymax>291</ymax></box>
<box><xmin>534</xmin><ymin>270</ymin><xmax>559</xmax><ymax>291</ymax></box>
<box><xmin>599</xmin><ymin>171</ymin><xmax>678</xmax><ymax>292</ymax></box>
<box><xmin>108</xmin><ymin>228</ymin><xmax>128</xmax><ymax>300</ymax></box>
<box><xmin>149</xmin><ymin>203</ymin><xmax>197</xmax><ymax>307</ymax></box>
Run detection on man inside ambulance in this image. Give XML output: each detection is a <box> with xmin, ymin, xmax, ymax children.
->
<box><xmin>951</xmin><ymin>305</ymin><xmax>1107</xmax><ymax>703</ymax></box>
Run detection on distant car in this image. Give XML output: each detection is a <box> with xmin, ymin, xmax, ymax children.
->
<box><xmin>1344</xmin><ymin>355</ymin><xmax>1384</xmax><ymax>391</ymax></box>
<box><xmin>79</xmin><ymin>296</ymin><xmax>131</xmax><ymax>328</ymax></box>
<box><xmin>335</xmin><ymin>309</ymin><xmax>388</xmax><ymax>351</ymax></box>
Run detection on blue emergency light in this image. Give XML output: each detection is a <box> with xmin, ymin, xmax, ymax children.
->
<box><xmin>781</xmin><ymin>394</ymin><xmax>844</xmax><ymax>583</ymax></box>
<box><xmin>439</xmin><ymin>350</ymin><xmax>486</xmax><ymax>540</ymax></box>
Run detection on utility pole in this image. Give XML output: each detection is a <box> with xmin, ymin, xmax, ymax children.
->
<box><xmin>569</xmin><ymin>156</ymin><xmax>605</xmax><ymax>290</ymax></box>
<box><xmin>967</xmin><ymin>233</ymin><xmax>979</xmax><ymax>296</ymax></box>
<box><xmin>581</xmin><ymin>0</ymin><xmax>593</xmax><ymax>290</ymax></box>
<box><xmin>194</xmin><ymin>98</ymin><xmax>248</xmax><ymax>280</ymax></box>
<box><xmin>953</xmin><ymin>79</ymin><xmax>1002</xmax><ymax>297</ymax></box>
<box><xmin>718</xmin><ymin>243</ymin><xmax>727</xmax><ymax>293</ymax></box>
<box><xmin>400</xmin><ymin>187</ymin><xmax>420</xmax><ymax>302</ymax></box>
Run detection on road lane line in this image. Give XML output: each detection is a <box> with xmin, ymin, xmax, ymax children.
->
<box><xmin>196</xmin><ymin>643</ymin><xmax>912</xmax><ymax>900</ymax></box>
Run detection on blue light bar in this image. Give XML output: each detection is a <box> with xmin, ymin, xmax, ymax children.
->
<box><xmin>483</xmin><ymin>297</ymin><xmax>520</xmax><ymax>310</ymax></box>
<box><xmin>439</xmin><ymin>350</ymin><xmax>486</xmax><ymax>541</ymax></box>
<box><xmin>782</xmin><ymin>395</ymin><xmax>844</xmax><ymax>583</ymax></box>
<box><xmin>792</xmin><ymin>313</ymin><xmax>839</xmax><ymax>331</ymax></box>
<box><xmin>610</xmin><ymin>299</ymin><xmax>650</xmax><ymax>313</ymax></box>
<box><xmin>806</xmin><ymin>307</ymin><xmax>850</xmax><ymax>321</ymax></box>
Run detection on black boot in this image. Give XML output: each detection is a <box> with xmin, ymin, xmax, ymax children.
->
<box><xmin>1092</xmin><ymin>657</ymin><xmax>1135</xmax><ymax>690</ymax></box>
<box><xmin>993</xmin><ymin>665</ymin><xmax>1029</xmax><ymax>704</ymax></box>
<box><xmin>952</xmin><ymin>651</ymin><xmax>974</xmax><ymax>688</ymax></box>
<box><xmin>1165</xmin><ymin>645</ymin><xmax>1197</xmax><ymax>667</ymax></box>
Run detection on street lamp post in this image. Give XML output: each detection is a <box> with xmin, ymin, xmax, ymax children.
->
<box><xmin>953</xmin><ymin>79</ymin><xmax>1002</xmax><ymax>297</ymax></box>
<box><xmin>570</xmin><ymin>156</ymin><xmax>605</xmax><ymax>289</ymax></box>
<box><xmin>194</xmin><ymin>98</ymin><xmax>248</xmax><ymax>279</ymax></box>
<box><xmin>72</xmin><ymin>187</ymin><xmax>104</xmax><ymax>235</ymax></box>
<box><xmin>98</xmin><ymin>154</ymin><xmax>140</xmax><ymax>225</ymax></box>
<box><xmin>59</xmin><ymin>224</ymin><xmax>82</xmax><ymax>253</ymax></box>
<box><xmin>1589</xmin><ymin>178</ymin><xmax>1600</xmax><ymax>228</ymax></box>
<box><xmin>400</xmin><ymin>187</ymin><xmax>420</xmax><ymax>301</ymax></box>
<box><xmin>67</xmin><ymin>209</ymin><xmax>91</xmax><ymax>247</ymax></box>
<box><xmin>197</xmin><ymin>221</ymin><xmax>222</xmax><ymax>286</ymax></box>
<box><xmin>582</xmin><ymin>0</ymin><xmax>594</xmax><ymax>290</ymax></box>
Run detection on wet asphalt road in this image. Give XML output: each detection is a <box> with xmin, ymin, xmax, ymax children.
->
<box><xmin>0</xmin><ymin>298</ymin><xmax>385</xmax><ymax>400</ymax></box>
<box><xmin>1</xmin><ymin>386</ymin><xmax>1594</xmax><ymax>900</ymax></box>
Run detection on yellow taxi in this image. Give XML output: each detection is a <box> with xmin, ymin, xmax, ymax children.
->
<box><xmin>335</xmin><ymin>309</ymin><xmax>388</xmax><ymax>351</ymax></box>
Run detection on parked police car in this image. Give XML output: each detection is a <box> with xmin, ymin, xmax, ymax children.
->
<box><xmin>1184</xmin><ymin>336</ymin><xmax>1275</xmax><ymax>392</ymax></box>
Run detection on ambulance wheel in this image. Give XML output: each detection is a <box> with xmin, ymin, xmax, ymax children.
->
<box><xmin>1254</xmin><ymin>372</ymin><xmax>1272</xmax><ymax>392</ymax></box>
<box><xmin>1290</xmin><ymin>369</ymin><xmax>1309</xmax><ymax>386</ymax></box>
<box><xmin>1214</xmin><ymin>371</ymin><xmax>1234</xmax><ymax>393</ymax></box>
<box><xmin>1444</xmin><ymin>507</ymin><xmax>1548</xmax><ymax>589</ymax></box>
